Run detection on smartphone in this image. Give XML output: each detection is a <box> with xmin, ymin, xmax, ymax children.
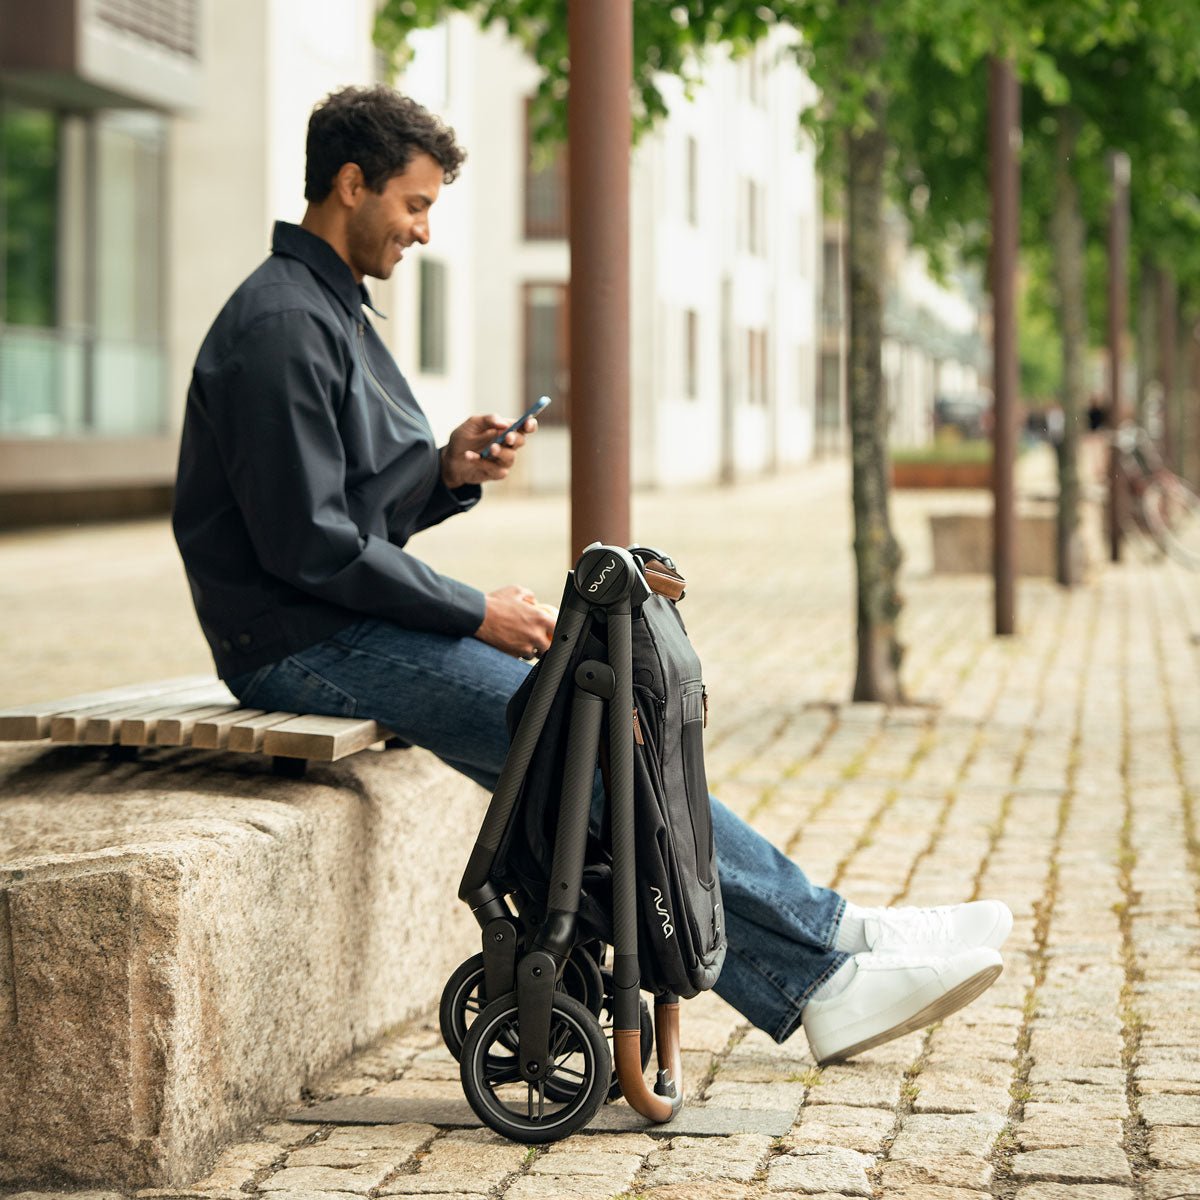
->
<box><xmin>480</xmin><ymin>395</ymin><xmax>552</xmax><ymax>459</ymax></box>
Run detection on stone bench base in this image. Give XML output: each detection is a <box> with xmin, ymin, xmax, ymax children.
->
<box><xmin>0</xmin><ymin>742</ymin><xmax>486</xmax><ymax>1189</ymax></box>
<box><xmin>929</xmin><ymin>511</ymin><xmax>1089</xmax><ymax>581</ymax></box>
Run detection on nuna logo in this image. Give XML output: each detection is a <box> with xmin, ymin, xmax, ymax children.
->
<box><xmin>587</xmin><ymin>557</ymin><xmax>618</xmax><ymax>593</ymax></box>
<box><xmin>650</xmin><ymin>886</ymin><xmax>674</xmax><ymax>939</ymax></box>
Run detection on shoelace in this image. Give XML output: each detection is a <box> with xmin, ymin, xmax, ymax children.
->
<box><xmin>864</xmin><ymin>906</ymin><xmax>959</xmax><ymax>950</ymax></box>
<box><xmin>854</xmin><ymin>948</ymin><xmax>958</xmax><ymax>971</ymax></box>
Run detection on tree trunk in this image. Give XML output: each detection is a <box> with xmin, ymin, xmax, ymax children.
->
<box><xmin>847</xmin><ymin>15</ymin><xmax>904</xmax><ymax>703</ymax></box>
<box><xmin>1136</xmin><ymin>255</ymin><xmax>1156</xmax><ymax>430</ymax></box>
<box><xmin>1048</xmin><ymin>107</ymin><xmax>1086</xmax><ymax>587</ymax></box>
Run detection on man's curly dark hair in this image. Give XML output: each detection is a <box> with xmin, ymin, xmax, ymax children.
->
<box><xmin>305</xmin><ymin>86</ymin><xmax>466</xmax><ymax>201</ymax></box>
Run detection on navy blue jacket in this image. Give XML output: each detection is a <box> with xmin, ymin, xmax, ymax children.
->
<box><xmin>173</xmin><ymin>221</ymin><xmax>486</xmax><ymax>679</ymax></box>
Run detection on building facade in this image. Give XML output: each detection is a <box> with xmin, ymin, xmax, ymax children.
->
<box><xmin>0</xmin><ymin>0</ymin><xmax>984</xmax><ymax>522</ymax></box>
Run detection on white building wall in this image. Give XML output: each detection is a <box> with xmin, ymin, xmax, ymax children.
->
<box><xmin>168</xmin><ymin>12</ymin><xmax>982</xmax><ymax>496</ymax></box>
<box><xmin>167</xmin><ymin>0</ymin><xmax>382</xmax><ymax>432</ymax></box>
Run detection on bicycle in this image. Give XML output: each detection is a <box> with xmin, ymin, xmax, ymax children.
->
<box><xmin>1104</xmin><ymin>422</ymin><xmax>1200</xmax><ymax>568</ymax></box>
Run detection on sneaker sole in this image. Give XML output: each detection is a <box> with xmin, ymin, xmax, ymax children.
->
<box><xmin>814</xmin><ymin>962</ymin><xmax>1003</xmax><ymax>1065</ymax></box>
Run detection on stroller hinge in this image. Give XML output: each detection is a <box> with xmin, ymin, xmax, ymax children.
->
<box><xmin>481</xmin><ymin>917</ymin><xmax>519</xmax><ymax>1001</ymax></box>
<box><xmin>516</xmin><ymin>949</ymin><xmax>557</xmax><ymax>1082</ymax></box>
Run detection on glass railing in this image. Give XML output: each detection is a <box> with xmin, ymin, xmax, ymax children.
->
<box><xmin>0</xmin><ymin>325</ymin><xmax>166</xmax><ymax>437</ymax></box>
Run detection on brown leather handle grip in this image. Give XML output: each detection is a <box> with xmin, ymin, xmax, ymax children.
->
<box><xmin>613</xmin><ymin>1001</ymin><xmax>684</xmax><ymax>1124</ymax></box>
<box><xmin>642</xmin><ymin>561</ymin><xmax>686</xmax><ymax>601</ymax></box>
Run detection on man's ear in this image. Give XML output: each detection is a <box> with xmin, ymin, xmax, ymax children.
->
<box><xmin>333</xmin><ymin>162</ymin><xmax>366</xmax><ymax>207</ymax></box>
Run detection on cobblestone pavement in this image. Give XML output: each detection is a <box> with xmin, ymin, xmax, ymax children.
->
<box><xmin>3</xmin><ymin>446</ymin><xmax>1200</xmax><ymax>1199</ymax></box>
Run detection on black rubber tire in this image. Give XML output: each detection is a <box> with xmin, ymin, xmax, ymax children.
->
<box><xmin>545</xmin><ymin>970</ymin><xmax>653</xmax><ymax>1103</ymax></box>
<box><xmin>440</xmin><ymin>947</ymin><xmax>606</xmax><ymax>1062</ymax></box>
<box><xmin>560</xmin><ymin>945</ymin><xmax>606</xmax><ymax>1014</ymax></box>
<box><xmin>459</xmin><ymin>990</ymin><xmax>610</xmax><ymax>1143</ymax></box>
<box><xmin>439</xmin><ymin>954</ymin><xmax>488</xmax><ymax>1061</ymax></box>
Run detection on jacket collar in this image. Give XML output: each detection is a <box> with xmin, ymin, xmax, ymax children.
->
<box><xmin>271</xmin><ymin>221</ymin><xmax>385</xmax><ymax>319</ymax></box>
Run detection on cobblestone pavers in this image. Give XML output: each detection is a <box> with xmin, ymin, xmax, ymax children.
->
<box><xmin>3</xmin><ymin>450</ymin><xmax>1200</xmax><ymax>1197</ymax></box>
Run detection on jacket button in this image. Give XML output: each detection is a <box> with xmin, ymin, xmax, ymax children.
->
<box><xmin>220</xmin><ymin>639</ymin><xmax>233</xmax><ymax>652</ymax></box>
<box><xmin>237</xmin><ymin>633</ymin><xmax>252</xmax><ymax>647</ymax></box>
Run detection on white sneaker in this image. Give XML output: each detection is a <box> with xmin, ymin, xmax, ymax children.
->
<box><xmin>863</xmin><ymin>900</ymin><xmax>1012</xmax><ymax>953</ymax></box>
<box><xmin>802</xmin><ymin>946</ymin><xmax>1003</xmax><ymax>1065</ymax></box>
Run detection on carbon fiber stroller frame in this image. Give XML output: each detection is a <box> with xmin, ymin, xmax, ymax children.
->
<box><xmin>445</xmin><ymin>544</ymin><xmax>685</xmax><ymax>1141</ymax></box>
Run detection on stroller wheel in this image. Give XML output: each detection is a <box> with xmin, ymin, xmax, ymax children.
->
<box><xmin>560</xmin><ymin>944</ymin><xmax>605</xmax><ymax>1014</ymax></box>
<box><xmin>441</xmin><ymin>946</ymin><xmax>606</xmax><ymax>1061</ymax></box>
<box><xmin>440</xmin><ymin>954</ymin><xmax>489</xmax><ymax>1061</ymax></box>
<box><xmin>460</xmin><ymin>991</ymin><xmax>610</xmax><ymax>1143</ymax></box>
<box><xmin>545</xmin><ymin>971</ymin><xmax>652</xmax><ymax>1103</ymax></box>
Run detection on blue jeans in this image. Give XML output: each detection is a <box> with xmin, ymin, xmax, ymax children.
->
<box><xmin>228</xmin><ymin>617</ymin><xmax>848</xmax><ymax>1042</ymax></box>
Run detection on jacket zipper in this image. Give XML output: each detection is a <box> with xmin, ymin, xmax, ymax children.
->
<box><xmin>356</xmin><ymin>322</ymin><xmax>426</xmax><ymax>434</ymax></box>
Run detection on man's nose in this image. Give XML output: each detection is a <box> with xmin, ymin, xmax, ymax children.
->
<box><xmin>413</xmin><ymin>217</ymin><xmax>430</xmax><ymax>244</ymax></box>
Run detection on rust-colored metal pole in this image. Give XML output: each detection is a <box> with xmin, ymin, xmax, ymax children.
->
<box><xmin>989</xmin><ymin>58</ymin><xmax>1020</xmax><ymax>637</ymax></box>
<box><xmin>567</xmin><ymin>0</ymin><xmax>632</xmax><ymax>560</ymax></box>
<box><xmin>1106</xmin><ymin>151</ymin><xmax>1131</xmax><ymax>562</ymax></box>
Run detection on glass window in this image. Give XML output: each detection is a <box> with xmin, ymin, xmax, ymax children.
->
<box><xmin>2</xmin><ymin>103</ymin><xmax>58</xmax><ymax>328</ymax></box>
<box><xmin>0</xmin><ymin>99</ymin><xmax>166</xmax><ymax>438</ymax></box>
<box><xmin>524</xmin><ymin>99</ymin><xmax>568</xmax><ymax>240</ymax></box>
<box><xmin>419</xmin><ymin>258</ymin><xmax>447</xmax><ymax>374</ymax></box>
<box><xmin>523</xmin><ymin>283</ymin><xmax>569</xmax><ymax>423</ymax></box>
<box><xmin>684</xmin><ymin>309</ymin><xmax>698</xmax><ymax>399</ymax></box>
<box><xmin>745</xmin><ymin>329</ymin><xmax>769</xmax><ymax>406</ymax></box>
<box><xmin>92</xmin><ymin>109</ymin><xmax>166</xmax><ymax>436</ymax></box>
<box><xmin>822</xmin><ymin>237</ymin><xmax>843</xmax><ymax>329</ymax></box>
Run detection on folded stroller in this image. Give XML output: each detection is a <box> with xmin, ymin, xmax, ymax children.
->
<box><xmin>441</xmin><ymin>543</ymin><xmax>726</xmax><ymax>1141</ymax></box>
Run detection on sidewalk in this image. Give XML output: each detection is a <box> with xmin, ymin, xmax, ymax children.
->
<box><xmin>3</xmin><ymin>452</ymin><xmax>1199</xmax><ymax>1199</ymax></box>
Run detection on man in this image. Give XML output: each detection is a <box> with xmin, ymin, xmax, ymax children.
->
<box><xmin>174</xmin><ymin>85</ymin><xmax>1010</xmax><ymax>1065</ymax></box>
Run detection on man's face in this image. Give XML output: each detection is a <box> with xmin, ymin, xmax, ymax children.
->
<box><xmin>344</xmin><ymin>152</ymin><xmax>442</xmax><ymax>282</ymax></box>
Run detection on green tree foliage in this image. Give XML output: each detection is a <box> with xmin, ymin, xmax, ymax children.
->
<box><xmin>372</xmin><ymin>0</ymin><xmax>1030</xmax><ymax>701</ymax></box>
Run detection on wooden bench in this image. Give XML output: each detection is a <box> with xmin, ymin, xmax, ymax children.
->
<box><xmin>0</xmin><ymin>676</ymin><xmax>395</xmax><ymax>776</ymax></box>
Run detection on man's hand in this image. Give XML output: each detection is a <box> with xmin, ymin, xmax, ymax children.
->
<box><xmin>474</xmin><ymin>585</ymin><xmax>557</xmax><ymax>658</ymax></box>
<box><xmin>442</xmin><ymin>413</ymin><xmax>539</xmax><ymax>490</ymax></box>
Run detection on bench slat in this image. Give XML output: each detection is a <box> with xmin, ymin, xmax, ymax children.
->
<box><xmin>191</xmin><ymin>709</ymin><xmax>266</xmax><ymax>750</ymax></box>
<box><xmin>227</xmin><ymin>713</ymin><xmax>300</xmax><ymax>753</ymax></box>
<box><xmin>1</xmin><ymin>676</ymin><xmax>217</xmax><ymax>741</ymax></box>
<box><xmin>156</xmin><ymin>704</ymin><xmax>246</xmax><ymax>746</ymax></box>
<box><xmin>118</xmin><ymin>691</ymin><xmax>238</xmax><ymax>746</ymax></box>
<box><xmin>55</xmin><ymin>682</ymin><xmax>233</xmax><ymax>743</ymax></box>
<box><xmin>263</xmin><ymin>716</ymin><xmax>392</xmax><ymax>762</ymax></box>
<box><xmin>81</xmin><ymin>686</ymin><xmax>235</xmax><ymax>745</ymax></box>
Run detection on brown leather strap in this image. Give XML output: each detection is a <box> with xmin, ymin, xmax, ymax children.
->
<box><xmin>642</xmin><ymin>558</ymin><xmax>686</xmax><ymax>601</ymax></box>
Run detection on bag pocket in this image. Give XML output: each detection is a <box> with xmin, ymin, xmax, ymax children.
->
<box><xmin>680</xmin><ymin>681</ymin><xmax>714</xmax><ymax>887</ymax></box>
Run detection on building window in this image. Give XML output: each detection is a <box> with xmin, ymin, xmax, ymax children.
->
<box><xmin>684</xmin><ymin>309</ymin><xmax>698</xmax><ymax>399</ymax></box>
<box><xmin>524</xmin><ymin>100</ymin><xmax>567</xmax><ymax>240</ymax></box>
<box><xmin>821</xmin><ymin>236</ymin><xmax>843</xmax><ymax>330</ymax></box>
<box><xmin>816</xmin><ymin>348</ymin><xmax>843</xmax><ymax>452</ymax></box>
<box><xmin>419</xmin><ymin>258</ymin><xmax>447</xmax><ymax>374</ymax></box>
<box><xmin>740</xmin><ymin>179</ymin><xmax>766</xmax><ymax>257</ymax></box>
<box><xmin>0</xmin><ymin>100</ymin><xmax>166</xmax><ymax>438</ymax></box>
<box><xmin>746</xmin><ymin>329</ymin><xmax>768</xmax><ymax>406</ymax></box>
<box><xmin>523</xmin><ymin>282</ymin><xmax>569</xmax><ymax>423</ymax></box>
<box><xmin>685</xmin><ymin>136</ymin><xmax>698</xmax><ymax>226</ymax></box>
<box><xmin>795</xmin><ymin>344</ymin><xmax>811</xmax><ymax>408</ymax></box>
